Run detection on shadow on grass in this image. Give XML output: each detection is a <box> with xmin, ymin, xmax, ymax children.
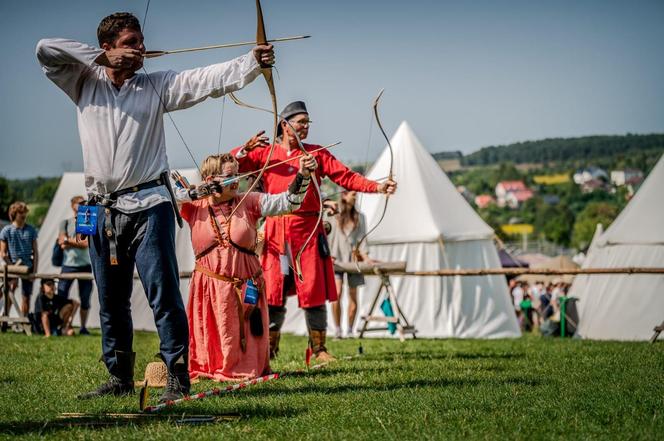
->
<box><xmin>280</xmin><ymin>363</ymin><xmax>507</xmax><ymax>377</ymax></box>
<box><xmin>351</xmin><ymin>350</ymin><xmax>525</xmax><ymax>362</ymax></box>
<box><xmin>0</xmin><ymin>376</ymin><xmax>15</xmax><ymax>385</ymax></box>
<box><xmin>238</xmin><ymin>375</ymin><xmax>544</xmax><ymax>398</ymax></box>
<box><xmin>0</xmin><ymin>405</ymin><xmax>301</xmax><ymax>436</ymax></box>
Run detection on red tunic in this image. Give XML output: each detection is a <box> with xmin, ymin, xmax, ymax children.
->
<box><xmin>231</xmin><ymin>143</ymin><xmax>378</xmax><ymax>308</ymax></box>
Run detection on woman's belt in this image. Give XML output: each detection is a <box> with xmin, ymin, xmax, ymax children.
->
<box><xmin>281</xmin><ymin>211</ymin><xmax>320</xmax><ymax>218</ymax></box>
<box><xmin>194</xmin><ymin>264</ymin><xmax>262</xmax><ymax>353</ymax></box>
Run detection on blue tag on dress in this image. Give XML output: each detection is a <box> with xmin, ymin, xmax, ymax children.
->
<box><xmin>76</xmin><ymin>205</ymin><xmax>99</xmax><ymax>236</ymax></box>
<box><xmin>244</xmin><ymin>279</ymin><xmax>259</xmax><ymax>305</ymax></box>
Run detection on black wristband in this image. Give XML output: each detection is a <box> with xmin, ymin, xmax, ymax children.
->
<box><xmin>288</xmin><ymin>172</ymin><xmax>306</xmax><ymax>195</ymax></box>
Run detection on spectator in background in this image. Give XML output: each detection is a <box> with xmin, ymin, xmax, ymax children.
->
<box><xmin>0</xmin><ymin>202</ymin><xmax>39</xmax><ymax>316</ymax></box>
<box><xmin>57</xmin><ymin>196</ymin><xmax>93</xmax><ymax>335</ymax></box>
<box><xmin>35</xmin><ymin>278</ymin><xmax>78</xmax><ymax>337</ymax></box>
<box><xmin>529</xmin><ymin>281</ymin><xmax>543</xmax><ymax>328</ymax></box>
<box><xmin>520</xmin><ymin>290</ymin><xmax>534</xmax><ymax>332</ymax></box>
<box><xmin>328</xmin><ymin>190</ymin><xmax>372</xmax><ymax>339</ymax></box>
<box><xmin>551</xmin><ymin>280</ymin><xmax>564</xmax><ymax>305</ymax></box>
<box><xmin>539</xmin><ymin>284</ymin><xmax>554</xmax><ymax>320</ymax></box>
<box><xmin>508</xmin><ymin>278</ymin><xmax>517</xmax><ymax>304</ymax></box>
<box><xmin>511</xmin><ymin>280</ymin><xmax>525</xmax><ymax>319</ymax></box>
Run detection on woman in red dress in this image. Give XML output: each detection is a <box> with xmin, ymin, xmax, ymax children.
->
<box><xmin>180</xmin><ymin>152</ymin><xmax>316</xmax><ymax>381</ymax></box>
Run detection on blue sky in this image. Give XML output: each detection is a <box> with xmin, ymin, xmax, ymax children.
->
<box><xmin>1</xmin><ymin>0</ymin><xmax>663</xmax><ymax>178</ymax></box>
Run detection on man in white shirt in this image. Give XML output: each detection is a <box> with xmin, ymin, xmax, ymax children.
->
<box><xmin>37</xmin><ymin>12</ymin><xmax>274</xmax><ymax>402</ymax></box>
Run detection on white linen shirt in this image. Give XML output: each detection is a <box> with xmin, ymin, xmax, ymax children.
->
<box><xmin>36</xmin><ymin>38</ymin><xmax>261</xmax><ymax>213</ymax></box>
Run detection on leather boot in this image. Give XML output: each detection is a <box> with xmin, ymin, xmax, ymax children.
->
<box><xmin>309</xmin><ymin>329</ymin><xmax>336</xmax><ymax>362</ymax></box>
<box><xmin>78</xmin><ymin>351</ymin><xmax>135</xmax><ymax>399</ymax></box>
<box><xmin>159</xmin><ymin>355</ymin><xmax>191</xmax><ymax>403</ymax></box>
<box><xmin>269</xmin><ymin>331</ymin><xmax>281</xmax><ymax>360</ymax></box>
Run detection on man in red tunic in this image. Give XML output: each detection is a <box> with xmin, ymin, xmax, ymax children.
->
<box><xmin>232</xmin><ymin>101</ymin><xmax>396</xmax><ymax>361</ymax></box>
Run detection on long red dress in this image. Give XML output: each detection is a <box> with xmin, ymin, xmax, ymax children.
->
<box><xmin>231</xmin><ymin>144</ymin><xmax>378</xmax><ymax>308</ymax></box>
<box><xmin>181</xmin><ymin>194</ymin><xmax>269</xmax><ymax>382</ymax></box>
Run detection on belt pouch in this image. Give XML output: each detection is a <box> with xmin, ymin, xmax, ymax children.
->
<box><xmin>317</xmin><ymin>232</ymin><xmax>330</xmax><ymax>258</ymax></box>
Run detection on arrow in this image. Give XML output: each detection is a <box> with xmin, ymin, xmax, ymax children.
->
<box><xmin>145</xmin><ymin>35</ymin><xmax>310</xmax><ymax>59</ymax></box>
<box><xmin>222</xmin><ymin>141</ymin><xmax>341</xmax><ymax>185</ymax></box>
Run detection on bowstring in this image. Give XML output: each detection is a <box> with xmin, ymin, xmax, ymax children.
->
<box><xmin>354</xmin><ymin>100</ymin><xmax>375</xmax><ymax>216</ymax></box>
<box><xmin>142</xmin><ymin>0</ymin><xmax>201</xmax><ymax>174</ymax></box>
<box><xmin>363</xmin><ymin>105</ymin><xmax>375</xmax><ymax>174</ymax></box>
<box><xmin>142</xmin><ymin>0</ymin><xmax>151</xmax><ymax>33</ymax></box>
<box><xmin>141</xmin><ymin>68</ymin><xmax>202</xmax><ymax>174</ymax></box>
<box><xmin>217</xmin><ymin>95</ymin><xmax>227</xmax><ymax>154</ymax></box>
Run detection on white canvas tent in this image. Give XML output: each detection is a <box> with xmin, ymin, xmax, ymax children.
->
<box><xmin>324</xmin><ymin>121</ymin><xmax>519</xmax><ymax>338</ymax></box>
<box><xmin>569</xmin><ymin>155</ymin><xmax>664</xmax><ymax>341</ymax></box>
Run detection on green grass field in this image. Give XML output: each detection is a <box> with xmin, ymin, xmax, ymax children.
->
<box><xmin>0</xmin><ymin>331</ymin><xmax>662</xmax><ymax>440</ymax></box>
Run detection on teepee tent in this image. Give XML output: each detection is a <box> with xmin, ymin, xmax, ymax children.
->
<box><xmin>310</xmin><ymin>121</ymin><xmax>519</xmax><ymax>338</ymax></box>
<box><xmin>569</xmin><ymin>155</ymin><xmax>664</xmax><ymax>341</ymax></box>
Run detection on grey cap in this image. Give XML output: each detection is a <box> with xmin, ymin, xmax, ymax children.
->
<box><xmin>277</xmin><ymin>101</ymin><xmax>308</xmax><ymax>137</ymax></box>
<box><xmin>280</xmin><ymin>101</ymin><xmax>308</xmax><ymax>120</ymax></box>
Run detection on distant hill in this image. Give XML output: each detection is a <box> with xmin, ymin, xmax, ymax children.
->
<box><xmin>459</xmin><ymin>133</ymin><xmax>664</xmax><ymax>166</ymax></box>
<box><xmin>432</xmin><ymin>151</ymin><xmax>463</xmax><ymax>161</ymax></box>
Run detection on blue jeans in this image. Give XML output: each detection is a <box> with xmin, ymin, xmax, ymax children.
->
<box><xmin>89</xmin><ymin>202</ymin><xmax>188</xmax><ymax>377</ymax></box>
<box><xmin>58</xmin><ymin>264</ymin><xmax>93</xmax><ymax>310</ymax></box>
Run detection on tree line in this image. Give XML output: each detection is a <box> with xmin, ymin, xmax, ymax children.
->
<box><xmin>460</xmin><ymin>133</ymin><xmax>664</xmax><ymax>166</ymax></box>
<box><xmin>0</xmin><ymin>176</ymin><xmax>60</xmax><ymax>224</ymax></box>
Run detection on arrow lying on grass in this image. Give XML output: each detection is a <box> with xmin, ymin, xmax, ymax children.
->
<box><xmin>141</xmin><ymin>355</ymin><xmax>357</xmax><ymax>413</ymax></box>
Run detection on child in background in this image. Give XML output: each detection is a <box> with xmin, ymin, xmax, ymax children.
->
<box><xmin>0</xmin><ymin>201</ymin><xmax>39</xmax><ymax>316</ymax></box>
<box><xmin>35</xmin><ymin>279</ymin><xmax>79</xmax><ymax>337</ymax></box>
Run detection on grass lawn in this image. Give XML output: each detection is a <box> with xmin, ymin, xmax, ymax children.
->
<box><xmin>0</xmin><ymin>331</ymin><xmax>662</xmax><ymax>440</ymax></box>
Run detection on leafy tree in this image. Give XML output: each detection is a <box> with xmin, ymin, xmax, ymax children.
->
<box><xmin>539</xmin><ymin>204</ymin><xmax>574</xmax><ymax>246</ymax></box>
<box><xmin>27</xmin><ymin>204</ymin><xmax>50</xmax><ymax>227</ymax></box>
<box><xmin>571</xmin><ymin>202</ymin><xmax>620</xmax><ymax>250</ymax></box>
<box><xmin>34</xmin><ymin>179</ymin><xmax>59</xmax><ymax>202</ymax></box>
<box><xmin>0</xmin><ymin>176</ymin><xmax>17</xmax><ymax>220</ymax></box>
<box><xmin>461</xmin><ymin>134</ymin><xmax>664</xmax><ymax>166</ymax></box>
<box><xmin>494</xmin><ymin>163</ymin><xmax>521</xmax><ymax>182</ymax></box>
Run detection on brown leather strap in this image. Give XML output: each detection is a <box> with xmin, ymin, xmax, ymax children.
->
<box><xmin>207</xmin><ymin>205</ymin><xmax>257</xmax><ymax>256</ymax></box>
<box><xmin>193</xmin><ymin>263</ymin><xmax>262</xmax><ymax>286</ymax></box>
<box><xmin>195</xmin><ymin>241</ymin><xmax>220</xmax><ymax>260</ymax></box>
<box><xmin>194</xmin><ymin>264</ymin><xmax>246</xmax><ymax>352</ymax></box>
<box><xmin>194</xmin><ymin>263</ymin><xmax>244</xmax><ymax>285</ymax></box>
<box><xmin>282</xmin><ymin>212</ymin><xmax>320</xmax><ymax>218</ymax></box>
